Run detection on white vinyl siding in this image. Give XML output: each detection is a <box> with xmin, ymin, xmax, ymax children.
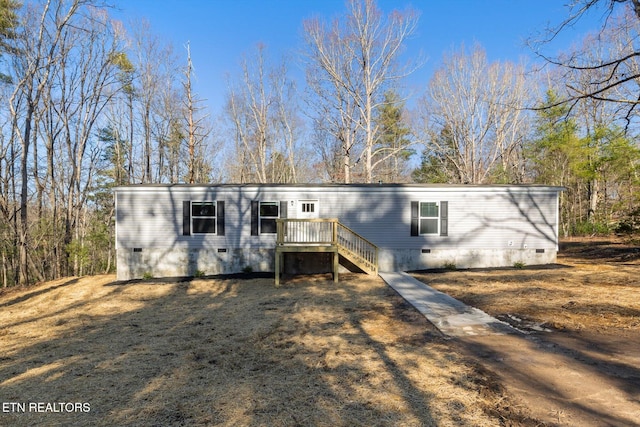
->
<box><xmin>115</xmin><ymin>185</ymin><xmax>561</xmax><ymax>252</ymax></box>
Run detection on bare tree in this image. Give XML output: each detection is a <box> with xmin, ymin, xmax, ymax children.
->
<box><xmin>303</xmin><ymin>0</ymin><xmax>419</xmax><ymax>183</ymax></box>
<box><xmin>106</xmin><ymin>49</ymin><xmax>135</xmax><ymax>184</ymax></box>
<box><xmin>183</xmin><ymin>42</ymin><xmax>211</xmax><ymax>183</ymax></box>
<box><xmin>0</xmin><ymin>1</ymin><xmax>219</xmax><ymax>284</ymax></box>
<box><xmin>224</xmin><ymin>45</ymin><xmax>300</xmax><ymax>183</ymax></box>
<box><xmin>50</xmin><ymin>6</ymin><xmax>126</xmax><ymax>275</ymax></box>
<box><xmin>417</xmin><ymin>44</ymin><xmax>531</xmax><ymax>184</ymax></box>
<box><xmin>9</xmin><ymin>0</ymin><xmax>83</xmax><ymax>285</ymax></box>
<box><xmin>532</xmin><ymin>4</ymin><xmax>640</xmax><ymax>228</ymax></box>
<box><xmin>99</xmin><ymin>60</ymin><xmax>132</xmax><ymax>187</ymax></box>
<box><xmin>305</xmin><ymin>48</ymin><xmax>361</xmax><ymax>183</ymax></box>
<box><xmin>531</xmin><ymin>0</ymin><xmax>640</xmax><ymax>127</ymax></box>
<box><xmin>0</xmin><ymin>67</ymin><xmax>16</xmax><ymax>287</ymax></box>
<box><xmin>567</xmin><ymin>34</ymin><xmax>622</xmax><ymax>218</ymax></box>
<box><xmin>130</xmin><ymin>20</ymin><xmax>178</xmax><ymax>183</ymax></box>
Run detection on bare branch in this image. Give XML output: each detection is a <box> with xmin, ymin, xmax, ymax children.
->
<box><xmin>302</xmin><ymin>0</ymin><xmax>419</xmax><ymax>183</ymax></box>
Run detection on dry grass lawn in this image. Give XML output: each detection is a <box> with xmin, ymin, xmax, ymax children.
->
<box><xmin>0</xmin><ymin>272</ymin><xmax>514</xmax><ymax>427</ymax></box>
<box><xmin>409</xmin><ymin>238</ymin><xmax>640</xmax><ymax>426</ymax></box>
<box><xmin>4</xmin><ymin>238</ymin><xmax>635</xmax><ymax>426</ymax></box>
<box><xmin>411</xmin><ymin>238</ymin><xmax>640</xmax><ymax>333</ymax></box>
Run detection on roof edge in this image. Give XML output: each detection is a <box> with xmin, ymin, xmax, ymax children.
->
<box><xmin>114</xmin><ymin>183</ymin><xmax>566</xmax><ymax>192</ymax></box>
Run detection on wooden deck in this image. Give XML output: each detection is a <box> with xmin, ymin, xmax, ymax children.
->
<box><xmin>275</xmin><ymin>219</ymin><xmax>378</xmax><ymax>286</ymax></box>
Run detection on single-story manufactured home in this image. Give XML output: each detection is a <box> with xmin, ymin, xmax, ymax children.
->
<box><xmin>114</xmin><ymin>184</ymin><xmax>563</xmax><ymax>281</ymax></box>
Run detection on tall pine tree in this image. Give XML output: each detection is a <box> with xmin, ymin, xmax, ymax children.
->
<box><xmin>374</xmin><ymin>91</ymin><xmax>413</xmax><ymax>182</ymax></box>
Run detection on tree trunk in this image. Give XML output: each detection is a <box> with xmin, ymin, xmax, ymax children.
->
<box><xmin>343</xmin><ymin>150</ymin><xmax>350</xmax><ymax>184</ymax></box>
<box><xmin>19</xmin><ymin>103</ymin><xmax>34</xmax><ymax>286</ymax></box>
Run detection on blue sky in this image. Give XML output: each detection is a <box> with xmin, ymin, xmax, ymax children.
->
<box><xmin>111</xmin><ymin>0</ymin><xmax>607</xmax><ymax>115</ymax></box>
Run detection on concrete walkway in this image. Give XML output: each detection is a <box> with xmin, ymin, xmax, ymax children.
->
<box><xmin>380</xmin><ymin>272</ymin><xmax>640</xmax><ymax>426</ymax></box>
<box><xmin>379</xmin><ymin>272</ymin><xmax>516</xmax><ymax>337</ymax></box>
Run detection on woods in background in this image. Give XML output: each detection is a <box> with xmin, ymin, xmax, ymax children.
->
<box><xmin>1</xmin><ymin>0</ymin><xmax>640</xmax><ymax>286</ymax></box>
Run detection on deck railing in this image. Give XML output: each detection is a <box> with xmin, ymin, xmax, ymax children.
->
<box><xmin>276</xmin><ymin>218</ymin><xmax>378</xmax><ymax>275</ymax></box>
<box><xmin>276</xmin><ymin>218</ymin><xmax>336</xmax><ymax>245</ymax></box>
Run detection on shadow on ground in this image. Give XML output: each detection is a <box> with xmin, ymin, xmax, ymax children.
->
<box><xmin>0</xmin><ymin>273</ymin><xmax>511</xmax><ymax>426</ymax></box>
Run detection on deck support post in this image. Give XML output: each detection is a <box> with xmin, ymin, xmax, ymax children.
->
<box><xmin>275</xmin><ymin>250</ymin><xmax>281</xmax><ymax>287</ymax></box>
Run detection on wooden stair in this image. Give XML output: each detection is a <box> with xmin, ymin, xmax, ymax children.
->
<box><xmin>336</xmin><ymin>222</ymin><xmax>378</xmax><ymax>275</ymax></box>
<box><xmin>275</xmin><ymin>218</ymin><xmax>378</xmax><ymax>285</ymax></box>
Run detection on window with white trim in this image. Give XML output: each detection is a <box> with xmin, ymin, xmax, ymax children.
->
<box><xmin>259</xmin><ymin>202</ymin><xmax>279</xmax><ymax>234</ymax></box>
<box><xmin>192</xmin><ymin>202</ymin><xmax>216</xmax><ymax>234</ymax></box>
<box><xmin>419</xmin><ymin>202</ymin><xmax>439</xmax><ymax>235</ymax></box>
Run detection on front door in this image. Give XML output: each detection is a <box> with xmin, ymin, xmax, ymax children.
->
<box><xmin>297</xmin><ymin>200</ymin><xmax>319</xmax><ymax>219</ymax></box>
<box><xmin>296</xmin><ymin>200</ymin><xmax>320</xmax><ymax>242</ymax></box>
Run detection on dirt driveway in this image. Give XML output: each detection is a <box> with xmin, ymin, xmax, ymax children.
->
<box><xmin>412</xmin><ymin>238</ymin><xmax>640</xmax><ymax>426</ymax></box>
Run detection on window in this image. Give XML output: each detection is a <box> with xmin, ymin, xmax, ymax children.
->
<box><xmin>411</xmin><ymin>200</ymin><xmax>448</xmax><ymax>237</ymax></box>
<box><xmin>251</xmin><ymin>201</ymin><xmax>286</xmax><ymax>235</ymax></box>
<box><xmin>259</xmin><ymin>202</ymin><xmax>279</xmax><ymax>234</ymax></box>
<box><xmin>420</xmin><ymin>202</ymin><xmax>439</xmax><ymax>235</ymax></box>
<box><xmin>183</xmin><ymin>201</ymin><xmax>224</xmax><ymax>236</ymax></box>
<box><xmin>301</xmin><ymin>202</ymin><xmax>315</xmax><ymax>213</ymax></box>
<box><xmin>192</xmin><ymin>202</ymin><xmax>216</xmax><ymax>234</ymax></box>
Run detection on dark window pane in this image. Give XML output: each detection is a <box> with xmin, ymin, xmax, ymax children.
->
<box><xmin>193</xmin><ymin>218</ymin><xmax>216</xmax><ymax>234</ymax></box>
<box><xmin>260</xmin><ymin>203</ymin><xmax>279</xmax><ymax>217</ymax></box>
<box><xmin>192</xmin><ymin>202</ymin><xmax>215</xmax><ymax>217</ymax></box>
<box><xmin>260</xmin><ymin>218</ymin><xmax>277</xmax><ymax>234</ymax></box>
<box><xmin>420</xmin><ymin>202</ymin><xmax>438</xmax><ymax>218</ymax></box>
<box><xmin>420</xmin><ymin>218</ymin><xmax>438</xmax><ymax>234</ymax></box>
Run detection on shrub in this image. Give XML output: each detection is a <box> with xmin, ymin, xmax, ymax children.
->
<box><xmin>571</xmin><ymin>220</ymin><xmax>612</xmax><ymax>236</ymax></box>
<box><xmin>443</xmin><ymin>261</ymin><xmax>456</xmax><ymax>271</ymax></box>
<box><xmin>615</xmin><ymin>208</ymin><xmax>640</xmax><ymax>235</ymax></box>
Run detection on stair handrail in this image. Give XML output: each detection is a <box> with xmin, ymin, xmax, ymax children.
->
<box><xmin>336</xmin><ymin>222</ymin><xmax>378</xmax><ymax>275</ymax></box>
<box><xmin>275</xmin><ymin>218</ymin><xmax>378</xmax><ymax>275</ymax></box>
